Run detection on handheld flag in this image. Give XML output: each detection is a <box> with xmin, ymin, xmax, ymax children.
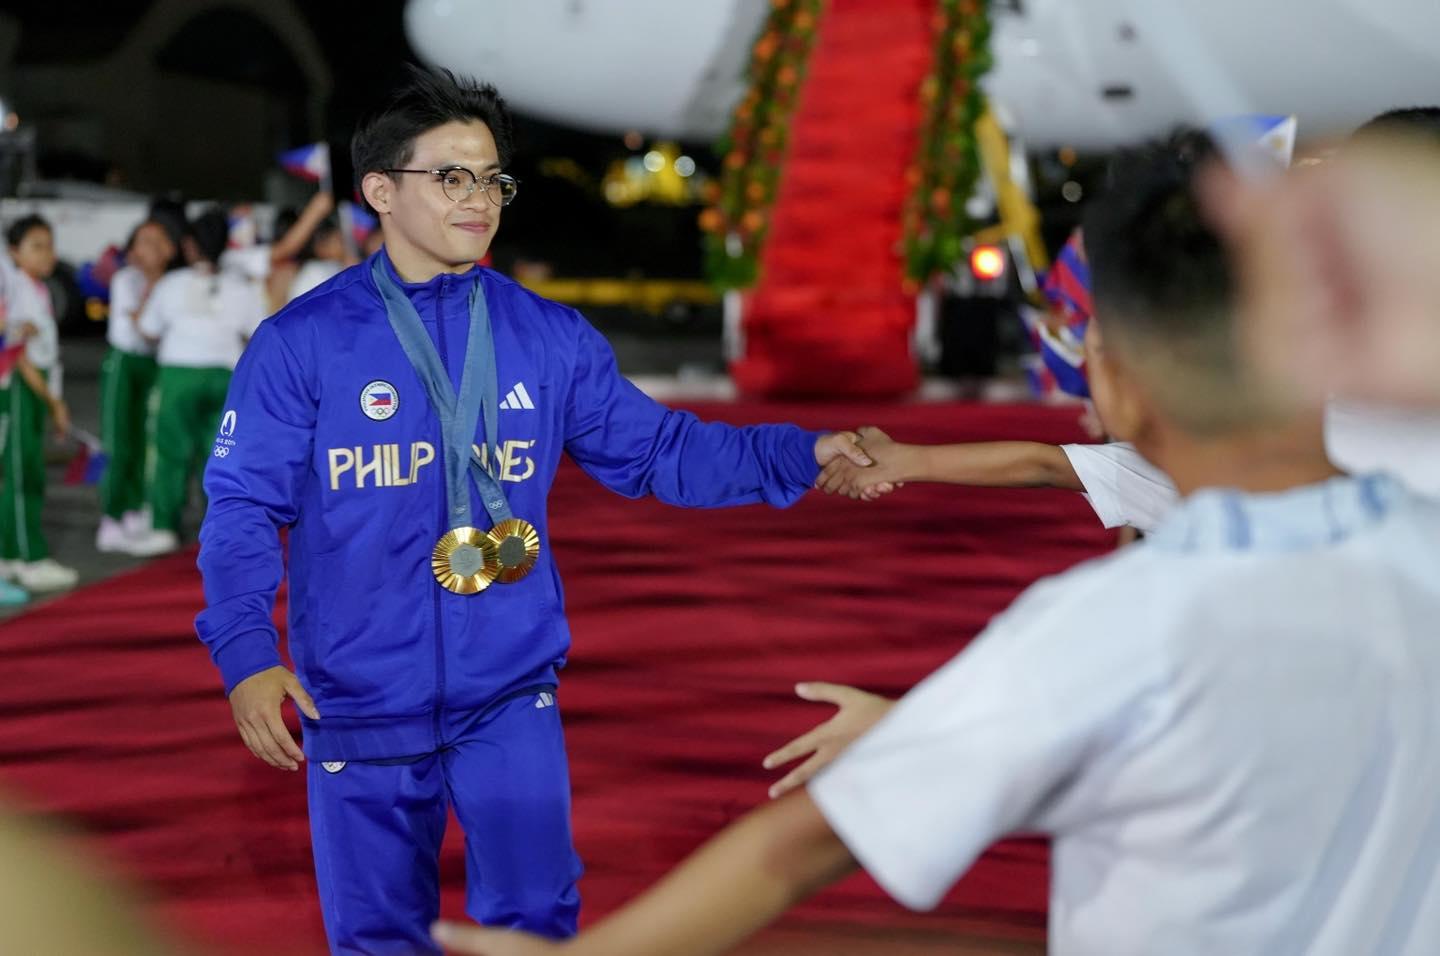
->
<box><xmin>1209</xmin><ymin>114</ymin><xmax>1298</xmax><ymax>171</ymax></box>
<box><xmin>278</xmin><ymin>143</ymin><xmax>331</xmax><ymax>184</ymax></box>
<box><xmin>345</xmin><ymin>201</ymin><xmax>379</xmax><ymax>245</ymax></box>
<box><xmin>1033</xmin><ymin>230</ymin><xmax>1092</xmax><ymax>399</ymax></box>
<box><xmin>64</xmin><ymin>428</ymin><xmax>107</xmax><ymax>486</ymax></box>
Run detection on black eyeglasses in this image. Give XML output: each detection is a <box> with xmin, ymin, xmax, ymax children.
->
<box><xmin>383</xmin><ymin>166</ymin><xmax>520</xmax><ymax>207</ymax></box>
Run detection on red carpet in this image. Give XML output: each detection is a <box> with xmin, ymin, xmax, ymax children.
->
<box><xmin>0</xmin><ymin>402</ymin><xmax>1109</xmax><ymax>954</ymax></box>
<box><xmin>733</xmin><ymin>0</ymin><xmax>932</xmax><ymax>397</ymax></box>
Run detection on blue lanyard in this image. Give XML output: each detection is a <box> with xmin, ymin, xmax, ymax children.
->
<box><xmin>371</xmin><ymin>259</ymin><xmax>513</xmax><ymax>530</ymax></box>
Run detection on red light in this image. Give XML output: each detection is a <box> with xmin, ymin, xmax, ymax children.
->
<box><xmin>970</xmin><ymin>245</ymin><xmax>1006</xmax><ymax>281</ymax></box>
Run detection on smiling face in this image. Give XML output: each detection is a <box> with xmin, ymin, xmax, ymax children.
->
<box><xmin>362</xmin><ymin>120</ymin><xmax>502</xmax><ymax>281</ymax></box>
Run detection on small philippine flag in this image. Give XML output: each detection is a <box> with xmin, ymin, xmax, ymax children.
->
<box><xmin>368</xmin><ymin>391</ymin><xmax>393</xmax><ymax>407</ymax></box>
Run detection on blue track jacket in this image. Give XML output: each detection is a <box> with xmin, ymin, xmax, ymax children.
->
<box><xmin>196</xmin><ymin>252</ymin><xmax>822</xmax><ymax>760</ymax></box>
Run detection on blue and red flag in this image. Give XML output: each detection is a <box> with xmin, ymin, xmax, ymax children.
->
<box><xmin>278</xmin><ymin>143</ymin><xmax>331</xmax><ymax>184</ymax></box>
<box><xmin>63</xmin><ymin>429</ymin><xmax>108</xmax><ymax>486</ymax></box>
<box><xmin>345</xmin><ymin>201</ymin><xmax>379</xmax><ymax>245</ymax></box>
<box><xmin>1030</xmin><ymin>229</ymin><xmax>1092</xmax><ymax>399</ymax></box>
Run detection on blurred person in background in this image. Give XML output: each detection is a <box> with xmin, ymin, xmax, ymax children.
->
<box><xmin>126</xmin><ymin>208</ymin><xmax>264</xmax><ymax>557</ymax></box>
<box><xmin>0</xmin><ymin>243</ymin><xmax>28</xmax><ymax>605</ymax></box>
<box><xmin>287</xmin><ymin>216</ymin><xmax>349</xmax><ymax>301</ymax></box>
<box><xmin>221</xmin><ymin>191</ymin><xmax>335</xmax><ymax>314</ymax></box>
<box><xmin>95</xmin><ymin>218</ymin><xmax>183</xmax><ymax>555</ymax></box>
<box><xmin>1</xmin><ymin>215</ymin><xmax>77</xmax><ymax>594</ymax></box>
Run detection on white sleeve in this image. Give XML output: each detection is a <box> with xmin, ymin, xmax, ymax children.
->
<box><xmin>108</xmin><ymin>270</ymin><xmax>141</xmax><ymax>326</ymax></box>
<box><xmin>137</xmin><ymin>277</ymin><xmax>170</xmax><ymax>339</ymax></box>
<box><xmin>1061</xmin><ymin>442</ymin><xmax>1179</xmax><ymax>533</ymax></box>
<box><xmin>221</xmin><ymin>246</ymin><xmax>272</xmax><ymax>281</ymax></box>
<box><xmin>808</xmin><ymin>562</ymin><xmax>1164</xmax><ymax>912</ymax></box>
<box><xmin>237</xmin><ymin>279</ymin><xmax>267</xmax><ymax>338</ymax></box>
<box><xmin>4</xmin><ymin>272</ymin><xmax>40</xmax><ymax>325</ymax></box>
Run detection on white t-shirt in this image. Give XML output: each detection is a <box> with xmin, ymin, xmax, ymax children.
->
<box><xmin>219</xmin><ymin>245</ymin><xmax>273</xmax><ymax>282</ymax></box>
<box><xmin>812</xmin><ymin>474</ymin><xmax>1440</xmax><ymax>956</ymax></box>
<box><xmin>106</xmin><ymin>266</ymin><xmax>158</xmax><ymax>356</ymax></box>
<box><xmin>138</xmin><ymin>267</ymin><xmax>264</xmax><ymax>370</ymax></box>
<box><xmin>4</xmin><ymin>268</ymin><xmax>60</xmax><ymax>371</ymax></box>
<box><xmin>288</xmin><ymin>259</ymin><xmax>342</xmax><ymax>302</ymax></box>
<box><xmin>1061</xmin><ymin>406</ymin><xmax>1440</xmax><ymax>532</ymax></box>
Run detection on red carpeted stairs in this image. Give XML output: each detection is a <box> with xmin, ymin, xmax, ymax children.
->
<box><xmin>732</xmin><ymin>0</ymin><xmax>933</xmax><ymax>399</ymax></box>
<box><xmin>0</xmin><ymin>402</ymin><xmax>1110</xmax><ymax>954</ymax></box>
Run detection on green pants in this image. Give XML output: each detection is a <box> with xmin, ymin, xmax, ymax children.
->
<box><xmin>0</xmin><ymin>371</ymin><xmax>50</xmax><ymax>561</ymax></box>
<box><xmin>146</xmin><ymin>365</ymin><xmax>231</xmax><ymax>534</ymax></box>
<box><xmin>99</xmin><ymin>347</ymin><xmax>158</xmax><ymax>520</ymax></box>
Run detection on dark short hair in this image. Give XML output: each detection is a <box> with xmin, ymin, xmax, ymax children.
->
<box><xmin>146</xmin><ymin>199</ymin><xmax>188</xmax><ymax>259</ymax></box>
<box><xmin>1081</xmin><ymin>130</ymin><xmax>1272</xmax><ymax>431</ymax></box>
<box><xmin>188</xmin><ymin>207</ymin><xmax>230</xmax><ymax>265</ymax></box>
<box><xmin>1352</xmin><ymin>106</ymin><xmax>1440</xmax><ymax>145</ymax></box>
<box><xmin>351</xmin><ymin>65</ymin><xmax>514</xmax><ymax>184</ymax></box>
<box><xmin>6</xmin><ymin>214</ymin><xmax>51</xmax><ymax>248</ymax></box>
<box><xmin>1083</xmin><ymin>129</ymin><xmax>1229</xmax><ymax>347</ymax></box>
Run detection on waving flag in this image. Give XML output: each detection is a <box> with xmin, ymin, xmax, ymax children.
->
<box><xmin>344</xmin><ymin>201</ymin><xmax>379</xmax><ymax>245</ymax></box>
<box><xmin>1210</xmin><ymin>114</ymin><xmax>1298</xmax><ymax>170</ymax></box>
<box><xmin>278</xmin><ymin>143</ymin><xmax>331</xmax><ymax>184</ymax></box>
<box><xmin>227</xmin><ymin>206</ymin><xmax>259</xmax><ymax>249</ymax></box>
<box><xmin>63</xmin><ymin>428</ymin><xmax>108</xmax><ymax>486</ymax></box>
<box><xmin>1031</xmin><ymin>230</ymin><xmax>1093</xmax><ymax>399</ymax></box>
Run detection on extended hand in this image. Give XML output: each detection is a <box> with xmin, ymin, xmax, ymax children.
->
<box><xmin>1202</xmin><ymin>140</ymin><xmax>1440</xmax><ymax>408</ymax></box>
<box><xmin>817</xmin><ymin>426</ymin><xmax>907</xmax><ymax>500</ymax></box>
<box><xmin>228</xmin><ymin>666</ymin><xmax>320</xmax><ymax>771</ymax></box>
<box><xmin>813</xmin><ymin>431</ymin><xmax>872</xmax><ymax>469</ymax></box>
<box><xmin>762</xmin><ymin>682</ymin><xmax>894</xmax><ymax>799</ymax></box>
<box><xmin>432</xmin><ymin>922</ymin><xmax>564</xmax><ymax>955</ymax></box>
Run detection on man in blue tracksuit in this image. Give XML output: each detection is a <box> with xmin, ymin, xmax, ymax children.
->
<box><xmin>195</xmin><ymin>67</ymin><xmax>870</xmax><ymax>955</ymax></box>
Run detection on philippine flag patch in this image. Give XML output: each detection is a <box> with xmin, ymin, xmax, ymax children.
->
<box><xmin>360</xmin><ymin>380</ymin><xmax>399</xmax><ymax>421</ymax></box>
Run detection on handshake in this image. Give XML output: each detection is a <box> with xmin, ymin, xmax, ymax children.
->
<box><xmin>816</xmin><ymin>426</ymin><xmax>911</xmax><ymax>501</ymax></box>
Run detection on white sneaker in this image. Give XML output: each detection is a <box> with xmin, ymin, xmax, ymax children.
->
<box><xmin>125</xmin><ymin>529</ymin><xmax>180</xmax><ymax>557</ymax></box>
<box><xmin>14</xmin><ymin>559</ymin><xmax>79</xmax><ymax>592</ymax></box>
<box><xmin>96</xmin><ymin>517</ymin><xmax>131</xmax><ymax>553</ymax></box>
<box><xmin>122</xmin><ymin>508</ymin><xmax>152</xmax><ymax>538</ymax></box>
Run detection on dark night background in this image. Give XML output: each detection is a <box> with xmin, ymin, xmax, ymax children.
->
<box><xmin>0</xmin><ymin>0</ymin><xmax>716</xmax><ymax>279</ymax></box>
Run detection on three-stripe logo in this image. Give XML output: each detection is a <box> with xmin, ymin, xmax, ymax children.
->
<box><xmin>499</xmin><ymin>382</ymin><xmax>536</xmax><ymax>411</ymax></box>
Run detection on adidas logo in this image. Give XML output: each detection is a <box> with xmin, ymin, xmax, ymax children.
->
<box><xmin>535</xmin><ymin>692</ymin><xmax>555</xmax><ymax>709</ymax></box>
<box><xmin>499</xmin><ymin>382</ymin><xmax>535</xmax><ymax>411</ymax></box>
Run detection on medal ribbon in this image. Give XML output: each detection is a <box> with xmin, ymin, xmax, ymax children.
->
<box><xmin>371</xmin><ymin>258</ymin><xmax>514</xmax><ymax>531</ymax></box>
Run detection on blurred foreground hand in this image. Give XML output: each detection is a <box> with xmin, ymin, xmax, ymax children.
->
<box><xmin>1203</xmin><ymin>136</ymin><xmax>1440</xmax><ymax>409</ymax></box>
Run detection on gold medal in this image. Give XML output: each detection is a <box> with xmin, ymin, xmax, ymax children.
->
<box><xmin>486</xmin><ymin>518</ymin><xmax>541</xmax><ymax>583</ymax></box>
<box><xmin>432</xmin><ymin>527</ymin><xmax>501</xmax><ymax>594</ymax></box>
